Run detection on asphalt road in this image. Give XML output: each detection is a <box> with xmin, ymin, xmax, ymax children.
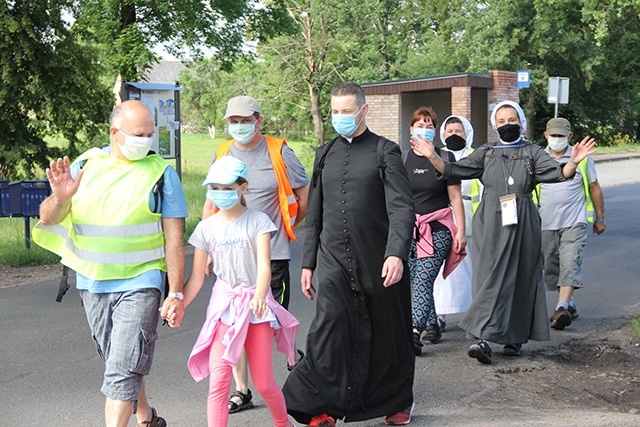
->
<box><xmin>1</xmin><ymin>158</ymin><xmax>639</xmax><ymax>427</ymax></box>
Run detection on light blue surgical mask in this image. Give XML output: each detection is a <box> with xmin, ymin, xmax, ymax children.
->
<box><xmin>206</xmin><ymin>189</ymin><xmax>240</xmax><ymax>210</ymax></box>
<box><xmin>228</xmin><ymin>123</ymin><xmax>256</xmax><ymax>145</ymax></box>
<box><xmin>331</xmin><ymin>106</ymin><xmax>364</xmax><ymax>137</ymax></box>
<box><xmin>412</xmin><ymin>128</ymin><xmax>435</xmax><ymax>142</ymax></box>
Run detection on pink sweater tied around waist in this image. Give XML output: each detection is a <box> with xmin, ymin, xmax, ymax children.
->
<box><xmin>187</xmin><ymin>278</ymin><xmax>299</xmax><ymax>382</ymax></box>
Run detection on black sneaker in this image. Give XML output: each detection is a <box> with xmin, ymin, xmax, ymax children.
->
<box><xmin>437</xmin><ymin>316</ymin><xmax>447</xmax><ymax>333</ymax></box>
<box><xmin>568</xmin><ymin>304</ymin><xmax>579</xmax><ymax>319</ymax></box>
<box><xmin>550</xmin><ymin>307</ymin><xmax>572</xmax><ymax>330</ymax></box>
<box><xmin>287</xmin><ymin>348</ymin><xmax>306</xmax><ymax>371</ymax></box>
<box><xmin>424</xmin><ymin>323</ymin><xmax>442</xmax><ymax>344</ymax></box>
<box><xmin>468</xmin><ymin>341</ymin><xmax>492</xmax><ymax>364</ymax></box>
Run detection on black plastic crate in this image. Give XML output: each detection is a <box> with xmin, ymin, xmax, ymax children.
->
<box><xmin>0</xmin><ymin>180</ymin><xmax>9</xmax><ymax>217</ymax></box>
<box><xmin>9</xmin><ymin>180</ymin><xmax>52</xmax><ymax>217</ymax></box>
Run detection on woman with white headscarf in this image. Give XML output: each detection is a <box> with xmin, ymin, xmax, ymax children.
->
<box><xmin>432</xmin><ymin>116</ymin><xmax>481</xmax><ymax>330</ymax></box>
<box><xmin>410</xmin><ymin>100</ymin><xmax>596</xmax><ymax>364</ymax></box>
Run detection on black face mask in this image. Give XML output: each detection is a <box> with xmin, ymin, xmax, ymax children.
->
<box><xmin>497</xmin><ymin>124</ymin><xmax>521</xmax><ymax>143</ymax></box>
<box><xmin>445</xmin><ymin>134</ymin><xmax>466</xmax><ymax>151</ymax></box>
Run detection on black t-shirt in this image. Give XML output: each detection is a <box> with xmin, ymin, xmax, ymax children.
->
<box><xmin>404</xmin><ymin>147</ymin><xmax>460</xmax><ymax>229</ymax></box>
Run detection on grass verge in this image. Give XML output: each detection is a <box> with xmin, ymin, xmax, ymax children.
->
<box><xmin>0</xmin><ymin>133</ymin><xmax>314</xmax><ymax>266</ymax></box>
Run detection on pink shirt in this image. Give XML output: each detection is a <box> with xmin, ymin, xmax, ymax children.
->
<box><xmin>187</xmin><ymin>279</ymin><xmax>299</xmax><ymax>382</ymax></box>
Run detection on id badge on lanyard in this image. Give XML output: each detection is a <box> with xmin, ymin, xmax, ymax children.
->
<box><xmin>500</xmin><ymin>193</ymin><xmax>518</xmax><ymax>226</ymax></box>
<box><xmin>498</xmin><ymin>147</ymin><xmax>520</xmax><ymax>226</ymax></box>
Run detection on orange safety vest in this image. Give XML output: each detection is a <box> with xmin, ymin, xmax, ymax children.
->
<box><xmin>215</xmin><ymin>136</ymin><xmax>299</xmax><ymax>241</ymax></box>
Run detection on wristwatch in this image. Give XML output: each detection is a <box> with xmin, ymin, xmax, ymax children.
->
<box><xmin>168</xmin><ymin>292</ymin><xmax>184</xmax><ymax>300</ymax></box>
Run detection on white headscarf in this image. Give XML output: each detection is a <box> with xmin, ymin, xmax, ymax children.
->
<box><xmin>490</xmin><ymin>100</ymin><xmax>527</xmax><ymax>144</ymax></box>
<box><xmin>439</xmin><ymin>115</ymin><xmax>474</xmax><ymax>151</ymax></box>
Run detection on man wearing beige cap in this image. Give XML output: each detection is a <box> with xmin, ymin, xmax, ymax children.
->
<box><xmin>202</xmin><ymin>95</ymin><xmax>309</xmax><ymax>414</ymax></box>
<box><xmin>538</xmin><ymin>117</ymin><xmax>606</xmax><ymax>331</ymax></box>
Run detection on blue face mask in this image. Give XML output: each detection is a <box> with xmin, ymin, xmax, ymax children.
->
<box><xmin>412</xmin><ymin>128</ymin><xmax>435</xmax><ymax>142</ymax></box>
<box><xmin>331</xmin><ymin>106</ymin><xmax>364</xmax><ymax>137</ymax></box>
<box><xmin>206</xmin><ymin>189</ymin><xmax>240</xmax><ymax>210</ymax></box>
<box><xmin>228</xmin><ymin>123</ymin><xmax>256</xmax><ymax>145</ymax></box>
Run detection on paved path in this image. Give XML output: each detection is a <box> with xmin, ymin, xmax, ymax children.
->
<box><xmin>1</xmin><ymin>155</ymin><xmax>640</xmax><ymax>426</ymax></box>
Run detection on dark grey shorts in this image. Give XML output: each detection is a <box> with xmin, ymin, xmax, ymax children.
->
<box><xmin>79</xmin><ymin>288</ymin><xmax>161</xmax><ymax>401</ymax></box>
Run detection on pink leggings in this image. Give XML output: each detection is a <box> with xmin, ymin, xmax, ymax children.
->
<box><xmin>207</xmin><ymin>322</ymin><xmax>290</xmax><ymax>427</ymax></box>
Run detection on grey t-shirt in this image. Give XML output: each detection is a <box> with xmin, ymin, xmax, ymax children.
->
<box><xmin>188</xmin><ymin>208</ymin><xmax>277</xmax><ymax>288</ymax></box>
<box><xmin>539</xmin><ymin>146</ymin><xmax>598</xmax><ymax>230</ymax></box>
<box><xmin>211</xmin><ymin>137</ymin><xmax>309</xmax><ymax>260</ymax></box>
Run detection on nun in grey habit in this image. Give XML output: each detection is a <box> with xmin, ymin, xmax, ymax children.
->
<box><xmin>410</xmin><ymin>100</ymin><xmax>596</xmax><ymax>363</ymax></box>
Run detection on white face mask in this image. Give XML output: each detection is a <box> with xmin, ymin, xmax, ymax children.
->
<box><xmin>548</xmin><ymin>136</ymin><xmax>569</xmax><ymax>152</ymax></box>
<box><xmin>117</xmin><ymin>129</ymin><xmax>153</xmax><ymax>161</ymax></box>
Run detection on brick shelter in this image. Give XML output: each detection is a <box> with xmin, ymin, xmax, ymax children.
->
<box><xmin>362</xmin><ymin>70</ymin><xmax>518</xmax><ymax>150</ymax></box>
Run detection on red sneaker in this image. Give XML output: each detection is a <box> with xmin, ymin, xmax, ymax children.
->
<box><xmin>308</xmin><ymin>414</ymin><xmax>336</xmax><ymax>427</ymax></box>
<box><xmin>384</xmin><ymin>402</ymin><xmax>415</xmax><ymax>425</ymax></box>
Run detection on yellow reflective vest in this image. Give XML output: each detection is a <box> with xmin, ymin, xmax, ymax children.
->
<box><xmin>33</xmin><ymin>148</ymin><xmax>169</xmax><ymax>280</ymax></box>
<box><xmin>533</xmin><ymin>157</ymin><xmax>595</xmax><ymax>223</ymax></box>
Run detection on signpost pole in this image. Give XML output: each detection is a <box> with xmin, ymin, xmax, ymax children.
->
<box><xmin>555</xmin><ymin>77</ymin><xmax>560</xmax><ymax>118</ymax></box>
<box><xmin>174</xmin><ymin>83</ymin><xmax>182</xmax><ymax>180</ymax></box>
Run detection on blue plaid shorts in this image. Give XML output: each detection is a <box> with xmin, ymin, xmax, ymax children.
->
<box><xmin>79</xmin><ymin>288</ymin><xmax>161</xmax><ymax>401</ymax></box>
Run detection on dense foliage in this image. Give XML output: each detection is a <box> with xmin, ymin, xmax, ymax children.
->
<box><xmin>2</xmin><ymin>0</ymin><xmax>638</xmax><ymax>180</ymax></box>
<box><xmin>180</xmin><ymin>0</ymin><xmax>640</xmax><ymax>146</ymax></box>
<box><xmin>0</xmin><ymin>0</ymin><xmax>287</xmax><ymax>179</ymax></box>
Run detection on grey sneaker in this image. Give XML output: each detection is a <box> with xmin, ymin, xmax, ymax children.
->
<box><xmin>502</xmin><ymin>343</ymin><xmax>522</xmax><ymax>356</ymax></box>
<box><xmin>568</xmin><ymin>304</ymin><xmax>579</xmax><ymax>319</ymax></box>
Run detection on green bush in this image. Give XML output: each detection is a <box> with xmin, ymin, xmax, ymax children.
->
<box><xmin>0</xmin><ymin>220</ymin><xmax>61</xmax><ymax>266</ymax></box>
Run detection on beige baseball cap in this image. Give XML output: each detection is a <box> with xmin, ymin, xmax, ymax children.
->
<box><xmin>546</xmin><ymin>118</ymin><xmax>572</xmax><ymax>136</ymax></box>
<box><xmin>224</xmin><ymin>95</ymin><xmax>260</xmax><ymax>119</ymax></box>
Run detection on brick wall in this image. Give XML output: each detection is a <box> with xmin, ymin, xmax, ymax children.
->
<box><xmin>366</xmin><ymin>94</ymin><xmax>401</xmax><ymax>143</ymax></box>
<box><xmin>451</xmin><ymin>86</ymin><xmax>472</xmax><ymax>119</ymax></box>
<box><xmin>487</xmin><ymin>70</ymin><xmax>519</xmax><ymax>143</ymax></box>
<box><xmin>365</xmin><ymin>71</ymin><xmax>519</xmax><ymax>145</ymax></box>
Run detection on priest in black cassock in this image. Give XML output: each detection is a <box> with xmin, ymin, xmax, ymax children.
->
<box><xmin>283</xmin><ymin>82</ymin><xmax>416</xmax><ymax>427</ymax></box>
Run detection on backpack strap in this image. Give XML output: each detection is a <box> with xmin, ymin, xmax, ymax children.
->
<box><xmin>376</xmin><ymin>136</ymin><xmax>389</xmax><ymax>181</ymax></box>
<box><xmin>151</xmin><ymin>173</ymin><xmax>165</xmax><ymax>214</ymax></box>
<box><xmin>401</xmin><ymin>149</ymin><xmax>410</xmax><ymax>164</ymax></box>
<box><xmin>312</xmin><ymin>135</ymin><xmax>390</xmax><ymax>187</ymax></box>
<box><xmin>311</xmin><ymin>138</ymin><xmax>338</xmax><ymax>188</ymax></box>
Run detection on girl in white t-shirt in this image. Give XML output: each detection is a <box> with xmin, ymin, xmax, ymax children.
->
<box><xmin>169</xmin><ymin>156</ymin><xmax>298</xmax><ymax>427</ymax></box>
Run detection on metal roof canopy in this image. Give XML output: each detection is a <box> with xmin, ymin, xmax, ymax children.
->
<box><xmin>126</xmin><ymin>82</ymin><xmax>184</xmax><ymax>91</ymax></box>
<box><xmin>361</xmin><ymin>72</ymin><xmax>493</xmax><ymax>95</ymax></box>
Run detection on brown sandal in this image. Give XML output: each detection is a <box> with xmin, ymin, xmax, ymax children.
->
<box><xmin>137</xmin><ymin>407</ymin><xmax>167</xmax><ymax>427</ymax></box>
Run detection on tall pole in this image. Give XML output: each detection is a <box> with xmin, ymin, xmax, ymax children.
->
<box><xmin>174</xmin><ymin>84</ymin><xmax>182</xmax><ymax>180</ymax></box>
<box><xmin>554</xmin><ymin>77</ymin><xmax>560</xmax><ymax>118</ymax></box>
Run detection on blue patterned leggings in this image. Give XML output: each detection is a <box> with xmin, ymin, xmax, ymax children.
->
<box><xmin>409</xmin><ymin>230</ymin><xmax>452</xmax><ymax>333</ymax></box>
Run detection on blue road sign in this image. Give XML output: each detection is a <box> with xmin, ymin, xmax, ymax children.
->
<box><xmin>516</xmin><ymin>70</ymin><xmax>531</xmax><ymax>88</ymax></box>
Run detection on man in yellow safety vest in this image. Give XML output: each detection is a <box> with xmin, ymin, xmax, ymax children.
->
<box><xmin>34</xmin><ymin>100</ymin><xmax>187</xmax><ymax>427</ymax></box>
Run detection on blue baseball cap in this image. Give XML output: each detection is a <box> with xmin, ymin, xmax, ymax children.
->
<box><xmin>202</xmin><ymin>156</ymin><xmax>248</xmax><ymax>186</ymax></box>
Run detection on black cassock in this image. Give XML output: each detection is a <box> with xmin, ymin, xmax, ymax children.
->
<box><xmin>283</xmin><ymin>129</ymin><xmax>416</xmax><ymax>424</ymax></box>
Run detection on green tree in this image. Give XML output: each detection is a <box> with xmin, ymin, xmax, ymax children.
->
<box><xmin>0</xmin><ymin>0</ymin><xmax>110</xmax><ymax>180</ymax></box>
<box><xmin>179</xmin><ymin>59</ymin><xmax>224</xmax><ymax>134</ymax></box>
<box><xmin>438</xmin><ymin>0</ymin><xmax>640</xmax><ymax>143</ymax></box>
<box><xmin>257</xmin><ymin>0</ymin><xmax>345</xmax><ymax>145</ymax></box>
<box><xmin>72</xmin><ymin>0</ymin><xmax>290</xmax><ymax>81</ymax></box>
